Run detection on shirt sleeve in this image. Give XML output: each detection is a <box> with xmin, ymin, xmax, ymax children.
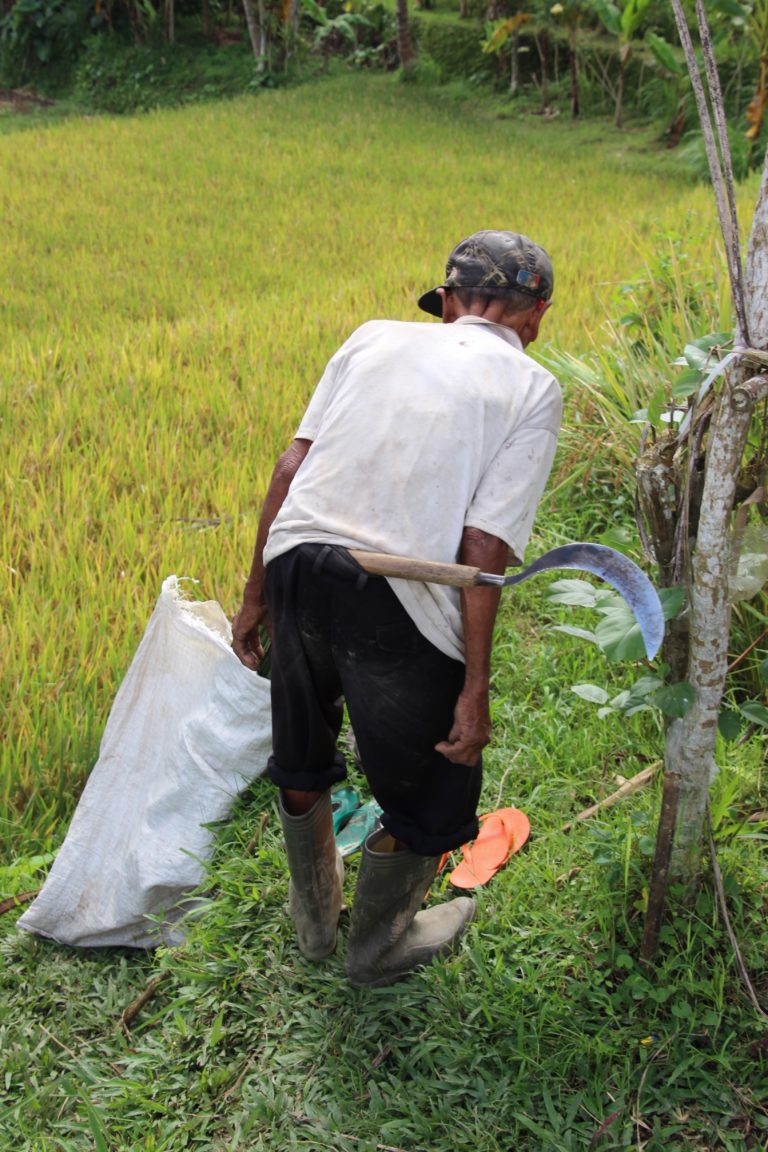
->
<box><xmin>464</xmin><ymin>399</ymin><xmax>562</xmax><ymax>563</ymax></box>
<box><xmin>294</xmin><ymin>323</ymin><xmax>372</xmax><ymax>440</ymax></box>
<box><xmin>295</xmin><ymin>360</ymin><xmax>338</xmax><ymax>441</ymax></box>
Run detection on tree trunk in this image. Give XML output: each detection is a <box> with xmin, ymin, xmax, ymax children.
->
<box><xmin>535</xmin><ymin>31</ymin><xmax>549</xmax><ymax>110</ymax></box>
<box><xmin>288</xmin><ymin>0</ymin><xmax>302</xmax><ymax>55</ymax></box>
<box><xmin>746</xmin><ymin>154</ymin><xmax>768</xmax><ymax>329</ymax></box>
<box><xmin>615</xmin><ymin>47</ymin><xmax>628</xmax><ymax>128</ymax></box>
<box><xmin>569</xmin><ymin>23</ymin><xmax>579</xmax><ymax>117</ymax></box>
<box><xmin>510</xmin><ymin>27</ymin><xmax>520</xmax><ymax>96</ymax></box>
<box><xmin>164</xmin><ymin>0</ymin><xmax>175</xmax><ymax>45</ymax></box>
<box><xmin>242</xmin><ymin>0</ymin><xmax>265</xmax><ymax>68</ymax></box>
<box><xmin>396</xmin><ymin>0</ymin><xmax>415</xmax><ymax>71</ymax></box>
<box><xmin>641</xmin><ymin>153</ymin><xmax>768</xmax><ymax>956</ymax></box>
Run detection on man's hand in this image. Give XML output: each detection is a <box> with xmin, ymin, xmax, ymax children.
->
<box><xmin>435</xmin><ymin>686</ymin><xmax>492</xmax><ymax>766</ymax></box>
<box><xmin>232</xmin><ymin>599</ymin><xmax>270</xmax><ymax>671</ymax></box>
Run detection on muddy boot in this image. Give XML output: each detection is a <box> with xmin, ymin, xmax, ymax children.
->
<box><xmin>279</xmin><ymin>791</ymin><xmax>344</xmax><ymax>960</ymax></box>
<box><xmin>346</xmin><ymin>829</ymin><xmax>475</xmax><ymax>988</ymax></box>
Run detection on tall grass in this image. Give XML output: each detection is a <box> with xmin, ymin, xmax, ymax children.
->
<box><xmin>0</xmin><ymin>75</ymin><xmax>754</xmax><ymax>854</ymax></box>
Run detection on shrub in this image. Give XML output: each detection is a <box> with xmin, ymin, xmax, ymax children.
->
<box><xmin>0</xmin><ymin>0</ymin><xmax>102</xmax><ymax>87</ymax></box>
<box><xmin>72</xmin><ymin>34</ymin><xmax>265</xmax><ymax>114</ymax></box>
<box><xmin>412</xmin><ymin>15</ymin><xmax>494</xmax><ymax>81</ymax></box>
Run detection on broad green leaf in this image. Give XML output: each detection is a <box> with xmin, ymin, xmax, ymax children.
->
<box><xmin>739</xmin><ymin>700</ymin><xmax>768</xmax><ymax>728</ymax></box>
<box><xmin>683</xmin><ymin>342</ymin><xmax>715</xmax><ymax>371</ymax></box>
<box><xmin>621</xmin><ymin>0</ymin><xmax>650</xmax><ymax>38</ymax></box>
<box><xmin>692</xmin><ymin>330</ymin><xmax>733</xmax><ymax>350</ymax></box>
<box><xmin>592</xmin><ymin>0</ymin><xmax>621</xmax><ymax>35</ymax></box>
<box><xmin>660</xmin><ymin>585</ymin><xmax>685</xmax><ymax>620</ymax></box>
<box><xmin>718</xmin><ymin>709</ymin><xmax>743</xmax><ymax>741</ymax></box>
<box><xmin>624</xmin><ymin>703</ymin><xmax>655</xmax><ymax>717</ymax></box>
<box><xmin>594</xmin><ymin>600</ymin><xmax>647</xmax><ymax>661</ymax></box>
<box><xmin>709</xmin><ymin>0</ymin><xmax>747</xmax><ymax>18</ymax></box>
<box><xmin>671</xmin><ymin>369</ymin><xmax>702</xmax><ymax>400</ymax></box>
<box><xmin>571</xmin><ymin>683</ymin><xmax>610</xmax><ymax>704</ymax></box>
<box><xmin>552</xmin><ymin>624</ymin><xmax>599</xmax><ymax>643</ymax></box>
<box><xmin>630</xmin><ymin>675</ymin><xmax>665</xmax><ymax>697</ymax></box>
<box><xmin>654</xmin><ymin>682</ymin><xmax>695</xmax><ymax>718</ymax></box>
<box><xmin>646</xmin><ymin>32</ymin><xmax>683</xmax><ymax>75</ymax></box>
<box><xmin>597</xmin><ymin>525</ymin><xmax>636</xmax><ymax>552</ymax></box>
<box><xmin>546</xmin><ymin>578</ymin><xmax>601</xmax><ymax>608</ymax></box>
<box><xmin>647</xmin><ymin>382</ymin><xmax>667</xmax><ymax>426</ymax></box>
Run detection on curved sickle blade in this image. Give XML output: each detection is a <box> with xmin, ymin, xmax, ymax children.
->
<box><xmin>502</xmin><ymin>543</ymin><xmax>664</xmax><ymax>660</ymax></box>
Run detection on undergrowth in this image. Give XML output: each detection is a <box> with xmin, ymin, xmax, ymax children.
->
<box><xmin>2</xmin><ymin>580</ymin><xmax>767</xmax><ymax>1149</ymax></box>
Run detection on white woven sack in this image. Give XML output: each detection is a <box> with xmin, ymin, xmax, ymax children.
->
<box><xmin>18</xmin><ymin>576</ymin><xmax>272</xmax><ymax>949</ymax></box>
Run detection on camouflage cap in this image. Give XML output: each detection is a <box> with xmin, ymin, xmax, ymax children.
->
<box><xmin>418</xmin><ymin>230</ymin><xmax>554</xmax><ymax>318</ymax></box>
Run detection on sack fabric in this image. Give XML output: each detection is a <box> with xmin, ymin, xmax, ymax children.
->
<box><xmin>17</xmin><ymin>577</ymin><xmax>272</xmax><ymax>949</ymax></box>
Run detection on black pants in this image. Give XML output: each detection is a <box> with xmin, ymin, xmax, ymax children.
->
<box><xmin>265</xmin><ymin>544</ymin><xmax>481</xmax><ymax>856</ymax></box>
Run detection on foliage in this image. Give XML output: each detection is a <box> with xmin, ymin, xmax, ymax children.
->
<box><xmin>0</xmin><ymin>0</ymin><xmax>101</xmax><ymax>87</ymax></box>
<box><xmin>302</xmin><ymin>0</ymin><xmax>396</xmax><ymax>69</ymax></box>
<box><xmin>73</xmin><ymin>34</ymin><xmax>274</xmax><ymax>113</ymax></box>
<box><xmin>413</xmin><ymin>11</ymin><xmax>494</xmax><ymax>80</ymax></box>
<box><xmin>546</xmin><ymin>222</ymin><xmax>731</xmax><ymax>497</ymax></box>
<box><xmin>677</xmin><ymin>122</ymin><xmax>762</xmax><ymax>181</ymax></box>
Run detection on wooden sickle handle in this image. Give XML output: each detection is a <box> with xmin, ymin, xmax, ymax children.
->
<box><xmin>348</xmin><ymin>550</ymin><xmax>481</xmax><ymax>588</ymax></box>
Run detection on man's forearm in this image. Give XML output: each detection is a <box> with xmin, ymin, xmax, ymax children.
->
<box><xmin>243</xmin><ymin>437</ymin><xmax>312</xmax><ymax>606</ymax></box>
<box><xmin>458</xmin><ymin>527</ymin><xmax>508</xmax><ymax>686</ymax></box>
<box><xmin>434</xmin><ymin>527</ymin><xmax>508</xmax><ymax>764</ymax></box>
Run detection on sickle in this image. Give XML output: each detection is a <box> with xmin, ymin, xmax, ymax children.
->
<box><xmin>348</xmin><ymin>542</ymin><xmax>664</xmax><ymax>660</ymax></box>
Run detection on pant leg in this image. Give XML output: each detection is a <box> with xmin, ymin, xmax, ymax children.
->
<box><xmin>265</xmin><ymin>547</ymin><xmax>347</xmax><ymax>793</ymax></box>
<box><xmin>266</xmin><ymin>544</ymin><xmax>481</xmax><ymax>854</ymax></box>
<box><xmin>328</xmin><ymin>569</ymin><xmax>481</xmax><ymax>856</ymax></box>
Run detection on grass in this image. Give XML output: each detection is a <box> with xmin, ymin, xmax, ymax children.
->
<box><xmin>1</xmin><ymin>71</ymin><xmax>767</xmax><ymax>1150</ymax></box>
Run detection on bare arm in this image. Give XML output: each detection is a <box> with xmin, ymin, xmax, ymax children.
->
<box><xmin>231</xmin><ymin>437</ymin><xmax>312</xmax><ymax>669</ymax></box>
<box><xmin>435</xmin><ymin>526</ymin><xmax>508</xmax><ymax>765</ymax></box>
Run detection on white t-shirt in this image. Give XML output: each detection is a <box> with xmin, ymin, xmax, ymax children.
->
<box><xmin>264</xmin><ymin>316</ymin><xmax>562</xmax><ymax>662</ymax></box>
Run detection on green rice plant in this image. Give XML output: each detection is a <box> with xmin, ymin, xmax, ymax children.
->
<box><xmin>545</xmin><ymin>220</ymin><xmax>733</xmax><ymax>499</ymax></box>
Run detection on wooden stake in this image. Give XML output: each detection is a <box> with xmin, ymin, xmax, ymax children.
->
<box><xmin>561</xmin><ymin>762</ymin><xmax>660</xmax><ymax>833</ymax></box>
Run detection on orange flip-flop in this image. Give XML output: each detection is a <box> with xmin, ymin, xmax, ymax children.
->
<box><xmin>448</xmin><ymin>807</ymin><xmax>530</xmax><ymax>890</ymax></box>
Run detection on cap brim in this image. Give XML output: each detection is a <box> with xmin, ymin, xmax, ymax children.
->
<box><xmin>417</xmin><ymin>287</ymin><xmax>443</xmax><ymax>318</ymax></box>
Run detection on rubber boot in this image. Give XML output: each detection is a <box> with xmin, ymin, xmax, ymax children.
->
<box><xmin>279</xmin><ymin>791</ymin><xmax>344</xmax><ymax>961</ymax></box>
<box><xmin>346</xmin><ymin>829</ymin><xmax>475</xmax><ymax>988</ymax></box>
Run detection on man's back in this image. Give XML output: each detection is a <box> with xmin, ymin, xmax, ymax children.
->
<box><xmin>265</xmin><ymin>316</ymin><xmax>561</xmax><ymax>571</ymax></box>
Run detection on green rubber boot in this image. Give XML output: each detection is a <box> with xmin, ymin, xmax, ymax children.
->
<box><xmin>279</xmin><ymin>791</ymin><xmax>344</xmax><ymax>960</ymax></box>
<box><xmin>346</xmin><ymin>829</ymin><xmax>475</xmax><ymax>988</ymax></box>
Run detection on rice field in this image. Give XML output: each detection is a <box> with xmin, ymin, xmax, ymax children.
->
<box><xmin>0</xmin><ymin>72</ymin><xmax>753</xmax><ymax>856</ymax></box>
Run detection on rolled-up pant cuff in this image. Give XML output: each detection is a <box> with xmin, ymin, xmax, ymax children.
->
<box><xmin>380</xmin><ymin>811</ymin><xmax>480</xmax><ymax>858</ymax></box>
<box><xmin>267</xmin><ymin>751</ymin><xmax>347</xmax><ymax>795</ymax></box>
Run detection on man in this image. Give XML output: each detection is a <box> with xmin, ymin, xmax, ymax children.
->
<box><xmin>232</xmin><ymin>230</ymin><xmax>562</xmax><ymax>988</ymax></box>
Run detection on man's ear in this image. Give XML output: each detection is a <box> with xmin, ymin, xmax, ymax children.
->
<box><xmin>438</xmin><ymin>287</ymin><xmax>457</xmax><ymax>324</ymax></box>
<box><xmin>518</xmin><ymin>299</ymin><xmax>551</xmax><ymax>346</ymax></box>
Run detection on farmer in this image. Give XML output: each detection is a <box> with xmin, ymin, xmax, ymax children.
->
<box><xmin>232</xmin><ymin>230</ymin><xmax>561</xmax><ymax>988</ymax></box>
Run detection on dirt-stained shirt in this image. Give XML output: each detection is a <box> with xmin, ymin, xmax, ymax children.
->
<box><xmin>264</xmin><ymin>315</ymin><xmax>562</xmax><ymax>661</ymax></box>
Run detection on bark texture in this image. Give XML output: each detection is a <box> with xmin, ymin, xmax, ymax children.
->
<box><xmin>396</xmin><ymin>0</ymin><xmax>415</xmax><ymax>71</ymax></box>
<box><xmin>641</xmin><ymin>5</ymin><xmax>768</xmax><ymax>951</ymax></box>
<box><xmin>242</xmin><ymin>0</ymin><xmax>266</xmax><ymax>66</ymax></box>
